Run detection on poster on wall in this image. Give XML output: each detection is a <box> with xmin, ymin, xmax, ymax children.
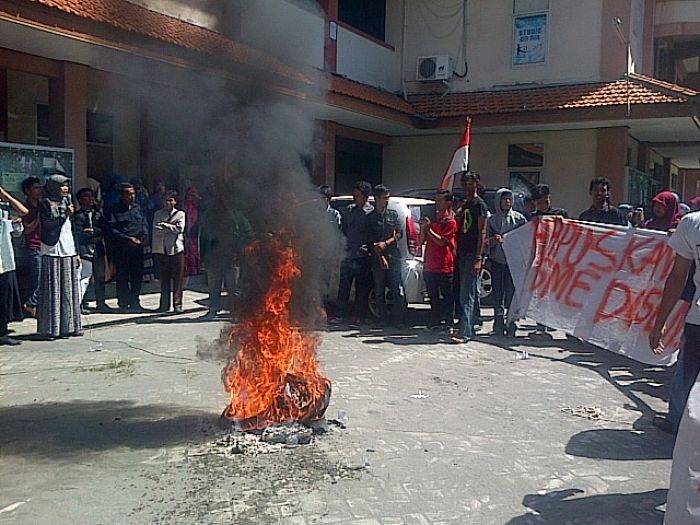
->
<box><xmin>513</xmin><ymin>13</ymin><xmax>547</xmax><ymax>66</ymax></box>
<box><xmin>0</xmin><ymin>142</ymin><xmax>74</xmax><ymax>198</ymax></box>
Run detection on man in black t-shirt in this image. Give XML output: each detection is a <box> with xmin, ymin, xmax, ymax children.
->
<box><xmin>334</xmin><ymin>181</ymin><xmax>374</xmax><ymax>322</ymax></box>
<box><xmin>530</xmin><ymin>184</ymin><xmax>568</xmax><ymax>219</ymax></box>
<box><xmin>368</xmin><ymin>184</ymin><xmax>405</xmax><ymax>325</ymax></box>
<box><xmin>452</xmin><ymin>171</ymin><xmax>488</xmax><ymax>344</ymax></box>
<box><xmin>579</xmin><ymin>177</ymin><xmax>626</xmax><ymax>226</ymax></box>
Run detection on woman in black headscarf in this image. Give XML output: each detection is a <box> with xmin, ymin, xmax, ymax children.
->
<box><xmin>37</xmin><ymin>174</ymin><xmax>82</xmax><ymax>339</ymax></box>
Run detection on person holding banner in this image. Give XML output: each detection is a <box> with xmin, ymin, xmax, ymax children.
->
<box><xmin>644</xmin><ymin>190</ymin><xmax>682</xmax><ymax>231</ymax></box>
<box><xmin>0</xmin><ymin>185</ymin><xmax>27</xmax><ymax>346</ymax></box>
<box><xmin>451</xmin><ymin>172</ymin><xmax>488</xmax><ymax>344</ymax></box>
<box><xmin>530</xmin><ymin>184</ymin><xmax>568</xmax><ymax>220</ymax></box>
<box><xmin>529</xmin><ymin>184</ymin><xmax>568</xmax><ymax>335</ymax></box>
<box><xmin>650</xmin><ymin>211</ymin><xmax>700</xmax><ymax>435</ymax></box>
<box><xmin>488</xmin><ymin>188</ymin><xmax>527</xmax><ymax>336</ymax></box>
<box><xmin>578</xmin><ymin>177</ymin><xmax>626</xmax><ymax>226</ymax></box>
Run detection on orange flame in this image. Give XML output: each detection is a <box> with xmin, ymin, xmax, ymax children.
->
<box><xmin>221</xmin><ymin>238</ymin><xmax>331</xmax><ymax>430</ymax></box>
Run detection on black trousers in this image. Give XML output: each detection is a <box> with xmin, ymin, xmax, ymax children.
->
<box><xmin>424</xmin><ymin>271</ymin><xmax>454</xmax><ymax>327</ymax></box>
<box><xmin>337</xmin><ymin>257</ymin><xmax>371</xmax><ymax>318</ymax></box>
<box><xmin>81</xmin><ymin>255</ymin><xmax>106</xmax><ymax>306</ymax></box>
<box><xmin>114</xmin><ymin>245</ymin><xmax>144</xmax><ymax>309</ymax></box>
<box><xmin>156</xmin><ymin>253</ymin><xmax>185</xmax><ymax>310</ymax></box>
<box><xmin>372</xmin><ymin>259</ymin><xmax>406</xmax><ymax>324</ymax></box>
<box><xmin>491</xmin><ymin>261</ymin><xmax>514</xmax><ymax>328</ymax></box>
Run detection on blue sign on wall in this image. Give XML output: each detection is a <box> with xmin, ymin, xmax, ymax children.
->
<box><xmin>513</xmin><ymin>14</ymin><xmax>547</xmax><ymax>66</ymax></box>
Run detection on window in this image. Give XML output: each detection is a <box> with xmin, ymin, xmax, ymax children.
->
<box><xmin>338</xmin><ymin>0</ymin><xmax>386</xmax><ymax>42</ymax></box>
<box><xmin>36</xmin><ymin>104</ymin><xmax>50</xmax><ymax>143</ymax></box>
<box><xmin>86</xmin><ymin>111</ymin><xmax>113</xmax><ymax>144</ymax></box>
<box><xmin>508</xmin><ymin>143</ymin><xmax>543</xmax><ymax>196</ymax></box>
<box><xmin>335</xmin><ymin>137</ymin><xmax>382</xmax><ymax>194</ymax></box>
<box><xmin>512</xmin><ymin>0</ymin><xmax>548</xmax><ymax>66</ymax></box>
<box><xmin>508</xmin><ymin>143</ymin><xmax>543</xmax><ymax>167</ymax></box>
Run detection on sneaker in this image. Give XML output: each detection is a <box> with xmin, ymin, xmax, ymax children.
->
<box><xmin>173</xmin><ymin>306</ymin><xmax>184</xmax><ymax>314</ymax></box>
<box><xmin>652</xmin><ymin>416</ymin><xmax>677</xmax><ymax>435</ymax></box>
<box><xmin>0</xmin><ymin>335</ymin><xmax>21</xmax><ymax>346</ymax></box>
<box><xmin>23</xmin><ymin>304</ymin><xmax>36</xmax><ymax>318</ymax></box>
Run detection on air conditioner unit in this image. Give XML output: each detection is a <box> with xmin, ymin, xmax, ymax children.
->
<box><xmin>416</xmin><ymin>55</ymin><xmax>454</xmax><ymax>81</ymax></box>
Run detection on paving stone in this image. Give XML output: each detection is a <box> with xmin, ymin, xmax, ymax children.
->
<box><xmin>0</xmin><ymin>299</ymin><xmax>674</xmax><ymax>524</ymax></box>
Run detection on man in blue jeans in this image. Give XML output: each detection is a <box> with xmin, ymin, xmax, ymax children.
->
<box><xmin>650</xmin><ymin>210</ymin><xmax>700</xmax><ymax>434</ymax></box>
<box><xmin>20</xmin><ymin>177</ymin><xmax>42</xmax><ymax>317</ymax></box>
<box><xmin>451</xmin><ymin>172</ymin><xmax>488</xmax><ymax>344</ymax></box>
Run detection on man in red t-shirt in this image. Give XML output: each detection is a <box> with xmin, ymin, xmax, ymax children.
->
<box><xmin>420</xmin><ymin>189</ymin><xmax>457</xmax><ymax>329</ymax></box>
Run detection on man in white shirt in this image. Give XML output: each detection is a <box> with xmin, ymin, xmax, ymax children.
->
<box><xmin>151</xmin><ymin>191</ymin><xmax>186</xmax><ymax>313</ymax></box>
<box><xmin>650</xmin><ymin>211</ymin><xmax>700</xmax><ymax>434</ymax></box>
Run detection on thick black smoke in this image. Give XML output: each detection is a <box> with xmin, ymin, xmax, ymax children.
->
<box><xmin>137</xmin><ymin>1</ymin><xmax>344</xmax><ymax>328</ymax></box>
<box><xmin>96</xmin><ymin>1</ymin><xmax>342</xmax><ymax>332</ymax></box>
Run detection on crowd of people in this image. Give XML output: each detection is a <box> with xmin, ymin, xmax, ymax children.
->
<box><xmin>329</xmin><ymin>174</ymin><xmax>699</xmax><ymax>335</ymax></box>
<box><xmin>1</xmin><ymin>171</ymin><xmax>699</xmax><ymax>439</ymax></box>
<box><xmin>0</xmin><ymin>173</ymin><xmax>238</xmax><ymax>345</ymax></box>
<box><xmin>328</xmin><ymin>172</ymin><xmax>699</xmax><ymax>437</ymax></box>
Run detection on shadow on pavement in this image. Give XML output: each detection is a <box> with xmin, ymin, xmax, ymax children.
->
<box><xmin>565</xmin><ymin>428</ymin><xmax>674</xmax><ymax>461</ymax></box>
<box><xmin>505</xmin><ymin>488</ymin><xmax>666</xmax><ymax>524</ymax></box>
<box><xmin>496</xmin><ymin>338</ymin><xmax>675</xmax><ymax>459</ymax></box>
<box><xmin>0</xmin><ymin>400</ymin><xmax>217</xmax><ymax>458</ymax></box>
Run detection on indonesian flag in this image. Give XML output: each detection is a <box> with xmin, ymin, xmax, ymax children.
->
<box><xmin>439</xmin><ymin>117</ymin><xmax>472</xmax><ymax>191</ymax></box>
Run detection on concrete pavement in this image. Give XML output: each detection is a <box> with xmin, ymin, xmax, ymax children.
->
<box><xmin>0</xmin><ymin>290</ymin><xmax>675</xmax><ymax>524</ymax></box>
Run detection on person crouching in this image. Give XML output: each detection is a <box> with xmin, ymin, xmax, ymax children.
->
<box><xmin>487</xmin><ymin>188</ymin><xmax>526</xmax><ymax>336</ymax></box>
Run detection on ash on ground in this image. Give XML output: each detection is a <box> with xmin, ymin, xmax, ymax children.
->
<box><xmin>191</xmin><ymin>419</ymin><xmax>346</xmax><ymax>458</ymax></box>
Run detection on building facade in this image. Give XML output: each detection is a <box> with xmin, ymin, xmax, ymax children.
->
<box><xmin>0</xmin><ymin>0</ymin><xmax>697</xmax><ymax>212</ymax></box>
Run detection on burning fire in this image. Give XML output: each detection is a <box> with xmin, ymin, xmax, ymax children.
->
<box><xmin>221</xmin><ymin>238</ymin><xmax>331</xmax><ymax>431</ymax></box>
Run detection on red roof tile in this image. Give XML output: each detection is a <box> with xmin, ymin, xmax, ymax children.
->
<box><xmin>408</xmin><ymin>76</ymin><xmax>697</xmax><ymax>118</ymax></box>
<box><xmin>30</xmin><ymin>0</ymin><xmax>310</xmax><ymax>84</ymax></box>
<box><xmin>330</xmin><ymin>75</ymin><xmax>415</xmax><ymax>115</ymax></box>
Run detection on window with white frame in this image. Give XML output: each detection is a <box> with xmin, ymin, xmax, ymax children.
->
<box><xmin>508</xmin><ymin>143</ymin><xmax>543</xmax><ymax>196</ymax></box>
<box><xmin>512</xmin><ymin>0</ymin><xmax>549</xmax><ymax>66</ymax></box>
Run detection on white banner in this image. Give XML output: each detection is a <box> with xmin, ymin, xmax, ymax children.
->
<box><xmin>504</xmin><ymin>217</ymin><xmax>687</xmax><ymax>366</ymax></box>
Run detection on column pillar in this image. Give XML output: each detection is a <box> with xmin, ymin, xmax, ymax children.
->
<box><xmin>318</xmin><ymin>0</ymin><xmax>338</xmax><ymax>73</ymax></box>
<box><xmin>595</xmin><ymin>127</ymin><xmax>629</xmax><ymax>203</ymax></box>
<box><xmin>49</xmin><ymin>62</ymin><xmax>88</xmax><ymax>189</ymax></box>
<box><xmin>0</xmin><ymin>69</ymin><xmax>7</xmax><ymax>141</ymax></box>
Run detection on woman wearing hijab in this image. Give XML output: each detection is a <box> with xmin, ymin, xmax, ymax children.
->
<box><xmin>37</xmin><ymin>174</ymin><xmax>82</xmax><ymax>339</ymax></box>
<box><xmin>183</xmin><ymin>186</ymin><xmax>201</xmax><ymax>277</ymax></box>
<box><xmin>644</xmin><ymin>190</ymin><xmax>683</xmax><ymax>231</ymax></box>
